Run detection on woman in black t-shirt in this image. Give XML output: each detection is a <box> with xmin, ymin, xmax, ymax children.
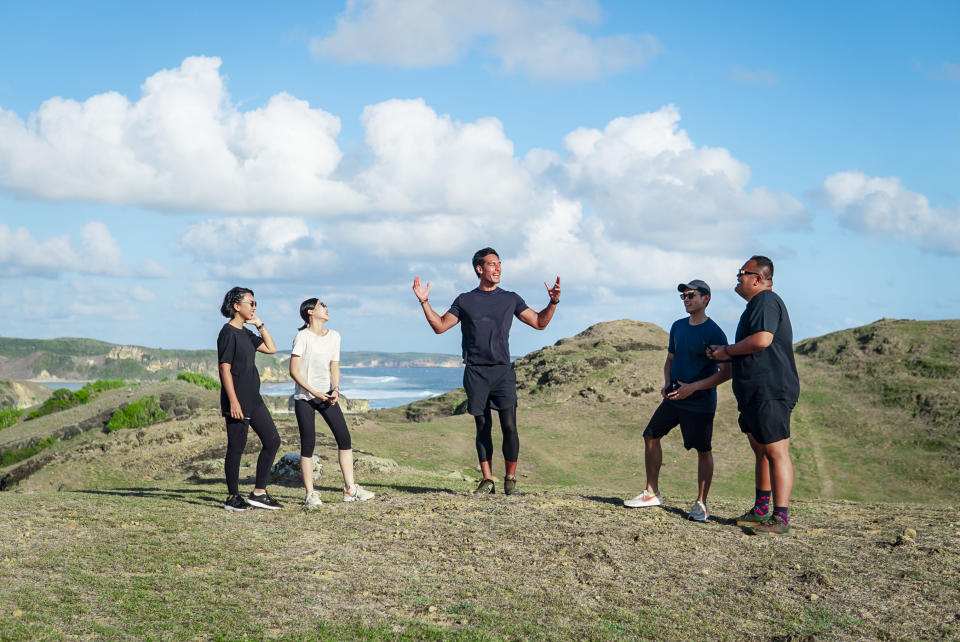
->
<box><xmin>217</xmin><ymin>287</ymin><xmax>282</xmax><ymax>511</ymax></box>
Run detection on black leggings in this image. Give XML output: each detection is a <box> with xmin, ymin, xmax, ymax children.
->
<box><xmin>294</xmin><ymin>398</ymin><xmax>352</xmax><ymax>457</ymax></box>
<box><xmin>474</xmin><ymin>406</ymin><xmax>519</xmax><ymax>463</ymax></box>
<box><xmin>224</xmin><ymin>402</ymin><xmax>280</xmax><ymax>496</ymax></box>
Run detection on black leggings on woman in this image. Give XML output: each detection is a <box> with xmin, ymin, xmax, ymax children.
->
<box><xmin>224</xmin><ymin>402</ymin><xmax>280</xmax><ymax>496</ymax></box>
<box><xmin>294</xmin><ymin>398</ymin><xmax>352</xmax><ymax>457</ymax></box>
<box><xmin>474</xmin><ymin>406</ymin><xmax>519</xmax><ymax>462</ymax></box>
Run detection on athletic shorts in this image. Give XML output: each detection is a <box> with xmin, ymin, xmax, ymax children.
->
<box><xmin>738</xmin><ymin>398</ymin><xmax>794</xmax><ymax>445</ymax></box>
<box><xmin>642</xmin><ymin>400</ymin><xmax>714</xmax><ymax>452</ymax></box>
<box><xmin>463</xmin><ymin>364</ymin><xmax>517</xmax><ymax>416</ymax></box>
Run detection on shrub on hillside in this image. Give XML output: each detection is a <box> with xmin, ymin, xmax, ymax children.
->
<box><xmin>0</xmin><ymin>407</ymin><xmax>24</xmax><ymax>430</ymax></box>
<box><xmin>87</xmin><ymin>379</ymin><xmax>129</xmax><ymax>394</ymax></box>
<box><xmin>0</xmin><ymin>436</ymin><xmax>58</xmax><ymax>467</ymax></box>
<box><xmin>177</xmin><ymin>372</ymin><xmax>220</xmax><ymax>390</ymax></box>
<box><xmin>26</xmin><ymin>388</ymin><xmax>89</xmax><ymax>420</ymax></box>
<box><xmin>23</xmin><ymin>379</ymin><xmax>131</xmax><ymax>421</ymax></box>
<box><xmin>105</xmin><ymin>397</ymin><xmax>169</xmax><ymax>432</ymax></box>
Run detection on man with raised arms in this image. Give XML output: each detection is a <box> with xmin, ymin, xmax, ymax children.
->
<box><xmin>707</xmin><ymin>255</ymin><xmax>799</xmax><ymax>536</ymax></box>
<box><xmin>413</xmin><ymin>247</ymin><xmax>561</xmax><ymax>495</ymax></box>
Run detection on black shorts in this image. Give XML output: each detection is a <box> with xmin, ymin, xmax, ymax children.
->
<box><xmin>463</xmin><ymin>364</ymin><xmax>517</xmax><ymax>416</ymax></box>
<box><xmin>642</xmin><ymin>401</ymin><xmax>714</xmax><ymax>452</ymax></box>
<box><xmin>738</xmin><ymin>398</ymin><xmax>794</xmax><ymax>445</ymax></box>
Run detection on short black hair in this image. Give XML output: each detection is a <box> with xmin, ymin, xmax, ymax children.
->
<box><xmin>472</xmin><ymin>247</ymin><xmax>499</xmax><ymax>278</ymax></box>
<box><xmin>220</xmin><ymin>287</ymin><xmax>253</xmax><ymax>318</ymax></box>
<box><xmin>750</xmin><ymin>255</ymin><xmax>774</xmax><ymax>281</ymax></box>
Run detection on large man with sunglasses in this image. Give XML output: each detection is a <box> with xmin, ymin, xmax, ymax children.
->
<box><xmin>624</xmin><ymin>279</ymin><xmax>731</xmax><ymax>521</ymax></box>
<box><xmin>707</xmin><ymin>256</ymin><xmax>799</xmax><ymax>536</ymax></box>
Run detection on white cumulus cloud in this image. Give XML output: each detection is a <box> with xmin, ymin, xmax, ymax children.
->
<box><xmin>822</xmin><ymin>171</ymin><xmax>960</xmax><ymax>254</ymax></box>
<box><xmin>545</xmin><ymin>105</ymin><xmax>806</xmax><ymax>252</ymax></box>
<box><xmin>179</xmin><ymin>217</ymin><xmax>337</xmax><ymax>280</ymax></box>
<box><xmin>0</xmin><ymin>221</ymin><xmax>130</xmax><ymax>277</ymax></box>
<box><xmin>0</xmin><ymin>57</ymin><xmax>364</xmax><ymax>213</ymax></box>
<box><xmin>310</xmin><ymin>0</ymin><xmax>660</xmax><ymax>80</ymax></box>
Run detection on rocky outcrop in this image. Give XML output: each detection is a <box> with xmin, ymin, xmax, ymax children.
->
<box><xmin>0</xmin><ymin>377</ymin><xmax>52</xmax><ymax>409</ymax></box>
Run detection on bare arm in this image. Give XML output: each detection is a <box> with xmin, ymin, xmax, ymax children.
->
<box><xmin>218</xmin><ymin>362</ymin><xmax>243</xmax><ymax>419</ymax></box>
<box><xmin>288</xmin><ymin>355</ymin><xmax>320</xmax><ymax>398</ymax></box>
<box><xmin>661</xmin><ymin>353</ymin><xmax>674</xmax><ymax>397</ymax></box>
<box><xmin>518</xmin><ymin>276</ymin><xmax>561</xmax><ymax>330</ymax></box>
<box><xmin>327</xmin><ymin>361</ymin><xmax>341</xmax><ymax>405</ymax></box>
<box><xmin>667</xmin><ymin>361</ymin><xmax>732</xmax><ymax>401</ymax></box>
<box><xmin>246</xmin><ymin>314</ymin><xmax>277</xmax><ymax>354</ymax></box>
<box><xmin>413</xmin><ymin>276</ymin><xmax>460</xmax><ymax>334</ymax></box>
<box><xmin>707</xmin><ymin>331</ymin><xmax>773</xmax><ymax>361</ymax></box>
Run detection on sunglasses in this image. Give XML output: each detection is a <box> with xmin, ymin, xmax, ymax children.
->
<box><xmin>736</xmin><ymin>269</ymin><xmax>761</xmax><ymax>279</ymax></box>
<box><xmin>680</xmin><ymin>292</ymin><xmax>700</xmax><ymax>300</ymax></box>
<box><xmin>242</xmin><ymin>299</ymin><xmax>257</xmax><ymax>307</ymax></box>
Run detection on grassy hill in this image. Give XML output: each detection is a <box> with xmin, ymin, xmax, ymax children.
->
<box><xmin>0</xmin><ymin>318</ymin><xmax>958</xmax><ymax>638</ymax></box>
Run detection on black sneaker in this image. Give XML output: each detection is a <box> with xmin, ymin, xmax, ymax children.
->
<box><xmin>504</xmin><ymin>475</ymin><xmax>517</xmax><ymax>495</ymax></box>
<box><xmin>246</xmin><ymin>491</ymin><xmax>282</xmax><ymax>510</ymax></box>
<box><xmin>471</xmin><ymin>478</ymin><xmax>495</xmax><ymax>495</ymax></box>
<box><xmin>224</xmin><ymin>495</ymin><xmax>249</xmax><ymax>512</ymax></box>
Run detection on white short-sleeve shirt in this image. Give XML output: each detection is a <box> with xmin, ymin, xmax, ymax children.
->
<box><xmin>290</xmin><ymin>329</ymin><xmax>341</xmax><ymax>400</ymax></box>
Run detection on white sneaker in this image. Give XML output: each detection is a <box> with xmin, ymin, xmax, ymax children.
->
<box><xmin>343</xmin><ymin>484</ymin><xmax>375</xmax><ymax>502</ymax></box>
<box><xmin>688</xmin><ymin>500</ymin><xmax>709</xmax><ymax>522</ymax></box>
<box><xmin>624</xmin><ymin>489</ymin><xmax>662</xmax><ymax>508</ymax></box>
<box><xmin>303</xmin><ymin>491</ymin><xmax>323</xmax><ymax>507</ymax></box>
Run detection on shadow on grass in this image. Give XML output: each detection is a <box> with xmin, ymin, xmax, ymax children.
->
<box><xmin>188</xmin><ymin>475</ymin><xmax>461</xmax><ymax>497</ymax></box>
<box><xmin>74</xmin><ymin>487</ymin><xmax>219</xmax><ymax>507</ymax></box>
<box><xmin>581</xmin><ymin>494</ymin><xmax>625</xmax><ymax>506</ymax></box>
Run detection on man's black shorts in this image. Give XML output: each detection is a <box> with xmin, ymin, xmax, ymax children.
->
<box><xmin>738</xmin><ymin>398</ymin><xmax>794</xmax><ymax>444</ymax></box>
<box><xmin>642</xmin><ymin>400</ymin><xmax>714</xmax><ymax>452</ymax></box>
<box><xmin>463</xmin><ymin>364</ymin><xmax>517</xmax><ymax>416</ymax></box>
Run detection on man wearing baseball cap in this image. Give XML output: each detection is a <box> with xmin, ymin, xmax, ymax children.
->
<box><xmin>624</xmin><ymin>279</ymin><xmax>731</xmax><ymax>521</ymax></box>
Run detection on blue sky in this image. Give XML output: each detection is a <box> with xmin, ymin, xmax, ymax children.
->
<box><xmin>1</xmin><ymin>1</ymin><xmax>958</xmax><ymax>358</ymax></box>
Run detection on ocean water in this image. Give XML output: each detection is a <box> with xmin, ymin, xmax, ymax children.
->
<box><xmin>38</xmin><ymin>366</ymin><xmax>466</xmax><ymax>409</ymax></box>
<box><xmin>260</xmin><ymin>366</ymin><xmax>464</xmax><ymax>409</ymax></box>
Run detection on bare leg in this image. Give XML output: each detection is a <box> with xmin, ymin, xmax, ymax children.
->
<box><xmin>505</xmin><ymin>460</ymin><xmax>517</xmax><ymax>477</ymax></box>
<box><xmin>300</xmin><ymin>456</ymin><xmax>315</xmax><ymax>494</ymax></box>
<box><xmin>644</xmin><ymin>437</ymin><xmax>662</xmax><ymax>493</ymax></box>
<box><xmin>338</xmin><ymin>449</ymin><xmax>355</xmax><ymax>490</ymax></box>
<box><xmin>696</xmin><ymin>450</ymin><xmax>713</xmax><ymax>504</ymax></box>
<box><xmin>746</xmin><ymin>433</ymin><xmax>772</xmax><ymax>493</ymax></box>
<box><xmin>762</xmin><ymin>438</ymin><xmax>793</xmax><ymax>507</ymax></box>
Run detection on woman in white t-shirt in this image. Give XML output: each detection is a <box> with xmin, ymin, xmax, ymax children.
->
<box><xmin>289</xmin><ymin>297</ymin><xmax>374</xmax><ymax>506</ymax></box>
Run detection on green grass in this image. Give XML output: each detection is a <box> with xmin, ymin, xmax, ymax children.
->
<box><xmin>25</xmin><ymin>379</ymin><xmax>130</xmax><ymax>420</ymax></box>
<box><xmin>25</xmin><ymin>387</ymin><xmax>90</xmax><ymax>419</ymax></box>
<box><xmin>0</xmin><ymin>407</ymin><xmax>23</xmax><ymax>430</ymax></box>
<box><xmin>0</xmin><ymin>436</ymin><xmax>58</xmax><ymax>466</ymax></box>
<box><xmin>105</xmin><ymin>397</ymin><xmax>169</xmax><ymax>432</ymax></box>
<box><xmin>177</xmin><ymin>371</ymin><xmax>220</xmax><ymax>390</ymax></box>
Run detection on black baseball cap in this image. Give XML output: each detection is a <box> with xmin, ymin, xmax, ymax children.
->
<box><xmin>678</xmin><ymin>280</ymin><xmax>710</xmax><ymax>296</ymax></box>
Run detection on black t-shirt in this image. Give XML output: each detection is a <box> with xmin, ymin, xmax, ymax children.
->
<box><xmin>447</xmin><ymin>288</ymin><xmax>528</xmax><ymax>365</ymax></box>
<box><xmin>732</xmin><ymin>290</ymin><xmax>800</xmax><ymax>408</ymax></box>
<box><xmin>667</xmin><ymin>317</ymin><xmax>728</xmax><ymax>413</ymax></box>
<box><xmin>217</xmin><ymin>323</ymin><xmax>264</xmax><ymax>416</ymax></box>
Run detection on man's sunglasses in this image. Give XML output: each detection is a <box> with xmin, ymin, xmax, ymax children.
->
<box><xmin>680</xmin><ymin>292</ymin><xmax>701</xmax><ymax>300</ymax></box>
<box><xmin>737</xmin><ymin>269</ymin><xmax>762</xmax><ymax>279</ymax></box>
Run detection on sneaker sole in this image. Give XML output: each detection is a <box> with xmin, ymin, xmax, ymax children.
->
<box><xmin>224</xmin><ymin>505</ymin><xmax>249</xmax><ymax>512</ymax></box>
<box><xmin>342</xmin><ymin>495</ymin><xmax>375</xmax><ymax>502</ymax></box>
<box><xmin>246</xmin><ymin>499</ymin><xmax>282</xmax><ymax>510</ymax></box>
<box><xmin>750</xmin><ymin>527</ymin><xmax>792</xmax><ymax>536</ymax></box>
<box><xmin>688</xmin><ymin>514</ymin><xmax>709</xmax><ymax>522</ymax></box>
<box><xmin>624</xmin><ymin>500</ymin><xmax>662</xmax><ymax>508</ymax></box>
